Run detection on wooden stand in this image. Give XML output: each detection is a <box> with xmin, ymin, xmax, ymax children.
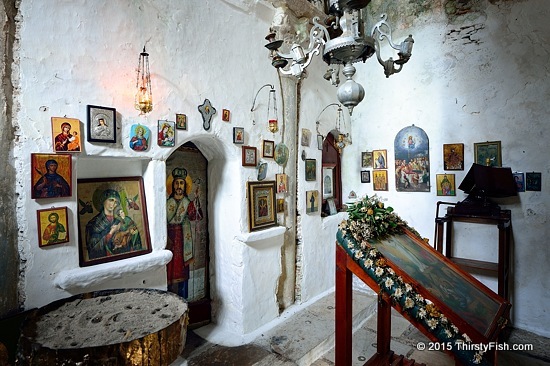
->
<box><xmin>336</xmin><ymin>245</ymin><xmax>426</xmax><ymax>366</ymax></box>
<box><xmin>434</xmin><ymin>202</ymin><xmax>511</xmax><ymax>300</ymax></box>
<box><xmin>335</xmin><ymin>228</ymin><xmax>511</xmax><ymax>366</ymax></box>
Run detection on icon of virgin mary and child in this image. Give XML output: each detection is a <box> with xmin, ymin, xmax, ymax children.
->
<box><xmin>85</xmin><ymin>189</ymin><xmax>142</xmax><ymax>260</ymax></box>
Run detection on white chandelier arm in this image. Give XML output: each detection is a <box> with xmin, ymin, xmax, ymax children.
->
<box><xmin>371</xmin><ymin>13</ymin><xmax>413</xmax><ymax>77</ymax></box>
<box><xmin>275</xmin><ymin>17</ymin><xmax>327</xmax><ymax>60</ymax></box>
<box><xmin>371</xmin><ymin>13</ymin><xmax>401</xmax><ymax>51</ymax></box>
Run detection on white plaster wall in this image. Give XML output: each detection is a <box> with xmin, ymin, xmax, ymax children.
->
<box><xmin>12</xmin><ymin>0</ymin><xmax>334</xmax><ymax>338</ymax></box>
<box><xmin>341</xmin><ymin>1</ymin><xmax>550</xmax><ymax>337</ymax></box>
<box><xmin>12</xmin><ymin>0</ymin><xmax>549</xmax><ymax>341</ymax></box>
<box><xmin>294</xmin><ymin>56</ymin><xmax>346</xmax><ymax>303</ymax></box>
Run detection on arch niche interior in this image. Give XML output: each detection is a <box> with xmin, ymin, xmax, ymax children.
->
<box><xmin>166</xmin><ymin>142</ymin><xmax>211</xmax><ymax>327</ymax></box>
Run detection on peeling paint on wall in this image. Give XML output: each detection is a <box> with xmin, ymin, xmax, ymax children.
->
<box><xmin>446</xmin><ymin>23</ymin><xmax>485</xmax><ymax>45</ymax></box>
<box><xmin>0</xmin><ymin>0</ymin><xmax>21</xmax><ymax>318</ymax></box>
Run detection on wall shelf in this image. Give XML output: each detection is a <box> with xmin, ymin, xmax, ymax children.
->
<box><xmin>53</xmin><ymin>250</ymin><xmax>173</xmax><ymax>291</ymax></box>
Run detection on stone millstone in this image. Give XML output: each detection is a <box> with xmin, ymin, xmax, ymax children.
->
<box><xmin>17</xmin><ymin>288</ymin><xmax>188</xmax><ymax>365</ymax></box>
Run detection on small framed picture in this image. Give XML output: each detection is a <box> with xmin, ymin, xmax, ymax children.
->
<box><xmin>361</xmin><ymin>170</ymin><xmax>371</xmax><ymax>183</ymax></box>
<box><xmin>242</xmin><ymin>146</ymin><xmax>257</xmax><ymax>167</ymax></box>
<box><xmin>158</xmin><ymin>120</ymin><xmax>176</xmax><ymax>147</ymax></box>
<box><xmin>31</xmin><ymin>153</ymin><xmax>72</xmax><ymax>199</ymax></box>
<box><xmin>306</xmin><ymin>190</ymin><xmax>319</xmax><ymax>213</ymax></box>
<box><xmin>436</xmin><ymin>174</ymin><xmax>456</xmax><ymax>196</ymax></box>
<box><xmin>301</xmin><ymin>128</ymin><xmax>311</xmax><ymax>146</ymax></box>
<box><xmin>373</xmin><ymin>149</ymin><xmax>387</xmax><ymax>169</ymax></box>
<box><xmin>373</xmin><ymin>170</ymin><xmax>388</xmax><ymax>191</ymax></box>
<box><xmin>176</xmin><ymin>114</ymin><xmax>187</xmax><ymax>130</ymax></box>
<box><xmin>233</xmin><ymin>127</ymin><xmax>244</xmax><ymax>144</ymax></box>
<box><xmin>305</xmin><ymin>159</ymin><xmax>316</xmax><ymax>181</ymax></box>
<box><xmin>77</xmin><ymin>176</ymin><xmax>152</xmax><ymax>267</ymax></box>
<box><xmin>322</xmin><ymin>167</ymin><xmax>333</xmax><ymax>199</ymax></box>
<box><xmin>443</xmin><ymin>143</ymin><xmax>464</xmax><ymax>170</ymax></box>
<box><xmin>37</xmin><ymin>206</ymin><xmax>69</xmax><ymax>247</ymax></box>
<box><xmin>327</xmin><ymin>198</ymin><xmax>337</xmax><ymax>215</ymax></box>
<box><xmin>361</xmin><ymin>152</ymin><xmax>373</xmax><ymax>168</ymax></box>
<box><xmin>513</xmin><ymin>172</ymin><xmax>525</xmax><ymax>192</ymax></box>
<box><xmin>257</xmin><ymin>162</ymin><xmax>268</xmax><ymax>181</ymax></box>
<box><xmin>525</xmin><ymin>172</ymin><xmax>542</xmax><ymax>191</ymax></box>
<box><xmin>474</xmin><ymin>141</ymin><xmax>502</xmax><ymax>167</ymax></box>
<box><xmin>247</xmin><ymin>180</ymin><xmax>277</xmax><ymax>232</ymax></box>
<box><xmin>276</xmin><ymin>173</ymin><xmax>288</xmax><ymax>193</ymax></box>
<box><xmin>277</xmin><ymin>198</ymin><xmax>285</xmax><ymax>213</ymax></box>
<box><xmin>222</xmin><ymin>109</ymin><xmax>230</xmax><ymax>122</ymax></box>
<box><xmin>52</xmin><ymin>116</ymin><xmax>82</xmax><ymax>152</ymax></box>
<box><xmin>87</xmin><ymin>105</ymin><xmax>116</xmax><ymax>143</ymax></box>
<box><xmin>317</xmin><ymin>134</ymin><xmax>324</xmax><ymax>150</ymax></box>
<box><xmin>263</xmin><ymin>140</ymin><xmax>275</xmax><ymax>158</ymax></box>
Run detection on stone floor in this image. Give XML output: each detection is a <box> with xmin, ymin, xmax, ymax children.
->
<box><xmin>174</xmin><ymin>290</ymin><xmax>550</xmax><ymax>366</ymax></box>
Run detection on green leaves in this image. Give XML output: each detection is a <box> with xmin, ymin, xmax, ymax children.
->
<box><xmin>341</xmin><ymin>195</ymin><xmax>405</xmax><ymax>242</ymax></box>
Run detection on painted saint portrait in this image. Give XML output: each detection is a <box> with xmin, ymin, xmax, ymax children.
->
<box><xmin>166</xmin><ymin>146</ymin><xmax>208</xmax><ymax>302</ymax></box>
<box><xmin>37</xmin><ymin>207</ymin><xmax>69</xmax><ymax>247</ymax></box>
<box><xmin>306</xmin><ymin>190</ymin><xmax>319</xmax><ymax>213</ymax></box>
<box><xmin>176</xmin><ymin>114</ymin><xmax>187</xmax><ymax>130</ymax></box>
<box><xmin>129</xmin><ymin>124</ymin><xmax>151</xmax><ymax>151</ymax></box>
<box><xmin>31</xmin><ymin>153</ymin><xmax>72</xmax><ymax>199</ymax></box>
<box><xmin>443</xmin><ymin>143</ymin><xmax>464</xmax><ymax>170</ymax></box>
<box><xmin>87</xmin><ymin>105</ymin><xmax>116</xmax><ymax>143</ymax></box>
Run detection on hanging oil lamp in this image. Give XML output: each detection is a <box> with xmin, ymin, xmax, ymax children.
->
<box><xmin>267</xmin><ymin>87</ymin><xmax>278</xmax><ymax>133</ymax></box>
<box><xmin>135</xmin><ymin>46</ymin><xmax>152</xmax><ymax>115</ymax></box>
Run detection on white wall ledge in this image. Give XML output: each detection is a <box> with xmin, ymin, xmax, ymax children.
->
<box><xmin>235</xmin><ymin>226</ymin><xmax>287</xmax><ymax>248</ymax></box>
<box><xmin>54</xmin><ymin>250</ymin><xmax>173</xmax><ymax>291</ymax></box>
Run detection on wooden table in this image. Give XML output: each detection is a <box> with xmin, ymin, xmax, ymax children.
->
<box><xmin>434</xmin><ymin>202</ymin><xmax>511</xmax><ymax>300</ymax></box>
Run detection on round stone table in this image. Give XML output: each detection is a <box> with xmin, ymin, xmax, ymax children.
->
<box><xmin>17</xmin><ymin>288</ymin><xmax>188</xmax><ymax>365</ymax></box>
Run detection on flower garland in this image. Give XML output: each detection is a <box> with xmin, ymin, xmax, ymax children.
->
<box><xmin>338</xmin><ymin>195</ymin><xmax>487</xmax><ymax>365</ymax></box>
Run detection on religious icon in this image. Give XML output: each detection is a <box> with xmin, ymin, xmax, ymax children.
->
<box><xmin>513</xmin><ymin>172</ymin><xmax>525</xmax><ymax>192</ymax></box>
<box><xmin>306</xmin><ymin>190</ymin><xmax>319</xmax><ymax>213</ymax></box>
<box><xmin>52</xmin><ymin>117</ymin><xmax>81</xmax><ymax>152</ymax></box>
<box><xmin>222</xmin><ymin>109</ymin><xmax>230</xmax><ymax>122</ymax></box>
<box><xmin>37</xmin><ymin>207</ymin><xmax>69</xmax><ymax>247</ymax></box>
<box><xmin>198</xmin><ymin>99</ymin><xmax>216</xmax><ymax>131</ymax></box>
<box><xmin>77</xmin><ymin>177</ymin><xmax>152</xmax><ymax>267</ymax></box>
<box><xmin>129</xmin><ymin>124</ymin><xmax>150</xmax><ymax>151</ymax></box>
<box><xmin>242</xmin><ymin>146</ymin><xmax>257</xmax><ymax>166</ymax></box>
<box><xmin>176</xmin><ymin>114</ymin><xmax>187</xmax><ymax>130</ymax></box>
<box><xmin>233</xmin><ymin>127</ymin><xmax>244</xmax><ymax>144</ymax></box>
<box><xmin>443</xmin><ymin>143</ymin><xmax>464</xmax><ymax>170</ymax></box>
<box><xmin>31</xmin><ymin>153</ymin><xmax>72</xmax><ymax>199</ymax></box>
<box><xmin>394</xmin><ymin>125</ymin><xmax>430</xmax><ymax>192</ymax></box>
<box><xmin>362</xmin><ymin>152</ymin><xmax>373</xmax><ymax>168</ymax></box>
<box><xmin>436</xmin><ymin>174</ymin><xmax>455</xmax><ymax>196</ymax></box>
<box><xmin>157</xmin><ymin>120</ymin><xmax>176</xmax><ymax>147</ymax></box>
<box><xmin>276</xmin><ymin>173</ymin><xmax>288</xmax><ymax>193</ymax></box>
<box><xmin>87</xmin><ymin>105</ymin><xmax>116</xmax><ymax>143</ymax></box>
<box><xmin>274</xmin><ymin>143</ymin><xmax>289</xmax><ymax>166</ymax></box>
